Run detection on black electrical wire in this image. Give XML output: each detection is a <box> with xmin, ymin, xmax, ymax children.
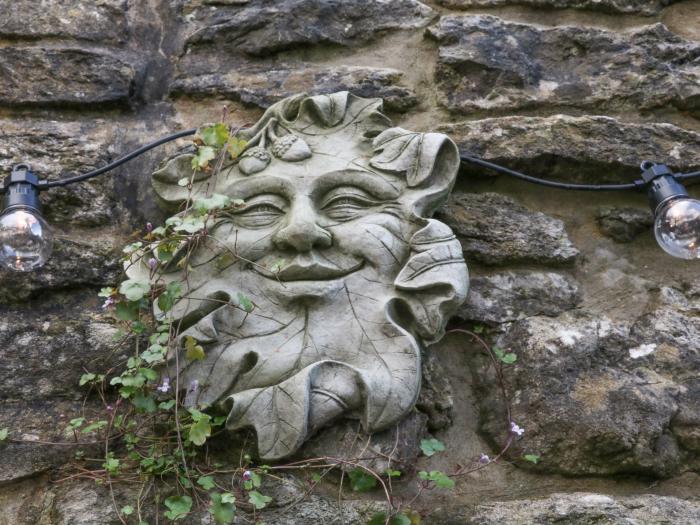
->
<box><xmin>460</xmin><ymin>154</ymin><xmax>700</xmax><ymax>191</ymax></box>
<box><xmin>38</xmin><ymin>128</ymin><xmax>197</xmax><ymax>190</ymax></box>
<box><xmin>4</xmin><ymin>126</ymin><xmax>699</xmax><ymax>194</ymax></box>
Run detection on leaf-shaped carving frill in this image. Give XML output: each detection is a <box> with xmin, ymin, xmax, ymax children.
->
<box><xmin>371</xmin><ymin>127</ymin><xmax>455</xmax><ymax>187</ymax></box>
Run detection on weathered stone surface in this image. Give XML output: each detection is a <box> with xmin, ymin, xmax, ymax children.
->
<box><xmin>474</xmin><ymin>285</ymin><xmax>700</xmax><ymax>476</ymax></box>
<box><xmin>436</xmin><ymin>0</ymin><xmax>681</xmax><ymax>16</ymax></box>
<box><xmin>427</xmin><ymin>16</ymin><xmax>700</xmax><ymax>115</ymax></box>
<box><xmin>417</xmin><ymin>350</ymin><xmax>455</xmax><ymax>431</ymax></box>
<box><xmin>458</xmin><ymin>493</ymin><xmax>700</xmax><ymax>524</ymax></box>
<box><xmin>596</xmin><ymin>206</ymin><xmax>654</xmax><ymax>242</ymax></box>
<box><xmin>0</xmin><ymin>311</ymin><xmax>120</xmax><ymax>399</ymax></box>
<box><xmin>0</xmin><ymin>237</ymin><xmax>121</xmax><ymax>303</ymax></box>
<box><xmin>437</xmin><ymin>192</ymin><xmax>579</xmax><ymax>266</ymax></box>
<box><xmin>441</xmin><ymin>115</ymin><xmax>700</xmax><ymax>183</ymax></box>
<box><xmin>183</xmin><ymin>0</ymin><xmax>435</xmax><ymax>56</ymax></box>
<box><xmin>0</xmin><ymin>401</ymin><xmax>102</xmax><ymax>484</ymax></box>
<box><xmin>301</xmin><ymin>411</ymin><xmax>428</xmax><ymax>475</ymax></box>
<box><xmin>0</xmin><ymin>47</ymin><xmax>136</xmax><ymax>107</ymax></box>
<box><xmin>0</xmin><ymin>119</ymin><xmax>122</xmax><ymax>226</ymax></box>
<box><xmin>459</xmin><ymin>271</ymin><xmax>581</xmax><ymax>325</ymax></box>
<box><xmin>0</xmin><ymin>1</ymin><xmax>128</xmax><ymax>43</ymax></box>
<box><xmin>171</xmin><ymin>65</ymin><xmax>418</xmax><ymax>111</ymax></box>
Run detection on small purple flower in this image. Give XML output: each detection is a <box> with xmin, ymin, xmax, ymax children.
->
<box><xmin>510</xmin><ymin>421</ymin><xmax>525</xmax><ymax>437</ymax></box>
<box><xmin>148</xmin><ymin>258</ymin><xmax>158</xmax><ymax>270</ymax></box>
<box><xmin>106</xmin><ymin>404</ymin><xmax>114</xmax><ymax>412</ymax></box>
<box><xmin>157</xmin><ymin>378</ymin><xmax>170</xmax><ymax>393</ymax></box>
<box><xmin>242</xmin><ymin>470</ymin><xmax>252</xmax><ymax>481</ymax></box>
<box><xmin>102</xmin><ymin>296</ymin><xmax>116</xmax><ymax>309</ymax></box>
<box><xmin>146</xmin><ymin>222</ymin><xmax>153</xmax><ymax>233</ymax></box>
<box><xmin>479</xmin><ymin>453</ymin><xmax>490</xmax><ymax>464</ymax></box>
<box><xmin>188</xmin><ymin>379</ymin><xmax>199</xmax><ymax>394</ymax></box>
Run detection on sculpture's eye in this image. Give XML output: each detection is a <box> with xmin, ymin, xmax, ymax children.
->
<box><xmin>234</xmin><ymin>201</ymin><xmax>285</xmax><ymax>228</ymax></box>
<box><xmin>322</xmin><ymin>189</ymin><xmax>377</xmax><ymax>221</ymax></box>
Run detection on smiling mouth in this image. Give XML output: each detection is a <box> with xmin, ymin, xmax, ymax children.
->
<box><xmin>251</xmin><ymin>258</ymin><xmax>364</xmax><ymax>281</ymax></box>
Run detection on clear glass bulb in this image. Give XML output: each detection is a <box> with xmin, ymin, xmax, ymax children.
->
<box><xmin>654</xmin><ymin>198</ymin><xmax>700</xmax><ymax>259</ymax></box>
<box><xmin>0</xmin><ymin>207</ymin><xmax>54</xmax><ymax>272</ymax></box>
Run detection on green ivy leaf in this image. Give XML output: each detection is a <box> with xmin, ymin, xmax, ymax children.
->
<box><xmin>133</xmin><ymin>392</ymin><xmax>157</xmax><ymax>413</ymax></box>
<box><xmin>119</xmin><ymin>278</ymin><xmax>151</xmax><ymax>302</ymax></box>
<box><xmin>178</xmin><ymin>177</ymin><xmax>190</xmax><ymax>187</ymax></box>
<box><xmin>0</xmin><ymin>428</ymin><xmax>8</xmax><ymax>441</ymax></box>
<box><xmin>157</xmin><ymin>281</ymin><xmax>183</xmax><ymax>313</ymax></box>
<box><xmin>189</xmin><ymin>418</ymin><xmax>212</xmax><ymax>446</ymax></box>
<box><xmin>420</xmin><ymin>438</ymin><xmax>446</xmax><ymax>457</ymax></box>
<box><xmin>237</xmin><ymin>292</ymin><xmax>254</xmax><ymax>313</ymax></box>
<box><xmin>523</xmin><ymin>454</ymin><xmax>540</xmax><ymax>464</ymax></box>
<box><xmin>192</xmin><ymin>146</ymin><xmax>217</xmax><ymax>171</ymax></box>
<box><xmin>493</xmin><ymin>347</ymin><xmax>517</xmax><ymax>364</ymax></box>
<box><xmin>197</xmin><ymin>476</ymin><xmax>216</xmax><ymax>490</ymax></box>
<box><xmin>79</xmin><ymin>373</ymin><xmax>96</xmax><ymax>386</ymax></box>
<box><xmin>174</xmin><ymin>215</ymin><xmax>206</xmax><ymax>234</ymax></box>
<box><xmin>185</xmin><ymin>336</ymin><xmax>205</xmax><ymax>361</ymax></box>
<box><xmin>200</xmin><ymin>123</ymin><xmax>229</xmax><ymax>149</ymax></box>
<box><xmin>227</xmin><ymin>137</ymin><xmax>247</xmax><ymax>159</ymax></box>
<box><xmin>418</xmin><ymin>470</ymin><xmax>454</xmax><ymax>489</ymax></box>
<box><xmin>243</xmin><ymin>471</ymin><xmax>262</xmax><ymax>491</ymax></box>
<box><xmin>385</xmin><ymin>468</ymin><xmax>401</xmax><ymax>478</ymax></box>
<box><xmin>164</xmin><ymin>495</ymin><xmax>192</xmax><ymax>521</ymax></box>
<box><xmin>194</xmin><ymin>194</ymin><xmax>231</xmax><ymax>213</ymax></box>
<box><xmin>98</xmin><ymin>287</ymin><xmax>115</xmax><ymax>298</ymax></box>
<box><xmin>347</xmin><ymin>468</ymin><xmax>377</xmax><ymax>492</ymax></box>
<box><xmin>209</xmin><ymin>492</ymin><xmax>236</xmax><ymax>524</ymax></box>
<box><xmin>122</xmin><ymin>242</ymin><xmax>143</xmax><ymax>255</ymax></box>
<box><xmin>68</xmin><ymin>417</ymin><xmax>85</xmax><ymax>429</ymax></box>
<box><xmin>159</xmin><ymin>399</ymin><xmax>176</xmax><ymax>410</ymax></box>
<box><xmin>121</xmin><ymin>505</ymin><xmax>134</xmax><ymax>516</ymax></box>
<box><xmin>115</xmin><ymin>301</ymin><xmax>140</xmax><ymax>321</ymax></box>
<box><xmin>81</xmin><ymin>420</ymin><xmax>108</xmax><ymax>434</ymax></box>
<box><xmin>248</xmin><ymin>490</ymin><xmax>271</xmax><ymax>510</ymax></box>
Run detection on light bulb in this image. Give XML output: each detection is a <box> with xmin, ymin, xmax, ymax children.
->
<box><xmin>0</xmin><ymin>206</ymin><xmax>53</xmax><ymax>271</ymax></box>
<box><xmin>654</xmin><ymin>198</ymin><xmax>700</xmax><ymax>260</ymax></box>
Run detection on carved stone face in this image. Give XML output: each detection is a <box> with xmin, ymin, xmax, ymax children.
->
<box><xmin>133</xmin><ymin>93</ymin><xmax>469</xmax><ymax>460</ymax></box>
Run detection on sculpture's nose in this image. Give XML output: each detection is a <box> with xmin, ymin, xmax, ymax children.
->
<box><xmin>273</xmin><ymin>198</ymin><xmax>332</xmax><ymax>252</ymax></box>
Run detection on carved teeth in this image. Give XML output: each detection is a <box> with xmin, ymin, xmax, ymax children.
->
<box><xmin>271</xmin><ymin>134</ymin><xmax>312</xmax><ymax>161</ymax></box>
<box><xmin>238</xmin><ymin>147</ymin><xmax>271</xmax><ymax>175</ymax></box>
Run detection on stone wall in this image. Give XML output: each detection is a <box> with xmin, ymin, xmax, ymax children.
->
<box><xmin>1</xmin><ymin>0</ymin><xmax>699</xmax><ymax>523</ymax></box>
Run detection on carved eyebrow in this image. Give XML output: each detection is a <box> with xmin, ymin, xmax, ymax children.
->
<box><xmin>225</xmin><ymin>176</ymin><xmax>293</xmax><ymax>199</ymax></box>
<box><xmin>311</xmin><ymin>170</ymin><xmax>401</xmax><ymax>200</ymax></box>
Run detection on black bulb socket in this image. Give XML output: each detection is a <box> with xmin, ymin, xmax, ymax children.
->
<box><xmin>641</xmin><ymin>163</ymin><xmax>689</xmax><ymax>215</ymax></box>
<box><xmin>2</xmin><ymin>164</ymin><xmax>42</xmax><ymax>214</ymax></box>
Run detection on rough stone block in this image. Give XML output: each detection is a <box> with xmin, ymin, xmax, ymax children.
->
<box><xmin>171</xmin><ymin>65</ymin><xmax>418</xmax><ymax>112</ymax></box>
<box><xmin>0</xmin><ymin>237</ymin><xmax>121</xmax><ymax>303</ymax></box>
<box><xmin>436</xmin><ymin>0</ymin><xmax>681</xmax><ymax>16</ymax></box>
<box><xmin>459</xmin><ymin>270</ymin><xmax>581</xmax><ymax>324</ymax></box>
<box><xmin>183</xmin><ymin>0</ymin><xmax>435</xmax><ymax>56</ymax></box>
<box><xmin>427</xmin><ymin>16</ymin><xmax>700</xmax><ymax>116</ymax></box>
<box><xmin>474</xmin><ymin>285</ymin><xmax>700</xmax><ymax>476</ymax></box>
<box><xmin>0</xmin><ymin>119</ymin><xmax>123</xmax><ymax>226</ymax></box>
<box><xmin>441</xmin><ymin>493</ymin><xmax>700</xmax><ymax>524</ymax></box>
<box><xmin>0</xmin><ymin>0</ymin><xmax>128</xmax><ymax>43</ymax></box>
<box><xmin>0</xmin><ymin>47</ymin><xmax>136</xmax><ymax>107</ymax></box>
<box><xmin>437</xmin><ymin>192</ymin><xmax>579</xmax><ymax>266</ymax></box>
<box><xmin>442</xmin><ymin>115</ymin><xmax>700</xmax><ymax>185</ymax></box>
<box><xmin>596</xmin><ymin>206</ymin><xmax>654</xmax><ymax>242</ymax></box>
